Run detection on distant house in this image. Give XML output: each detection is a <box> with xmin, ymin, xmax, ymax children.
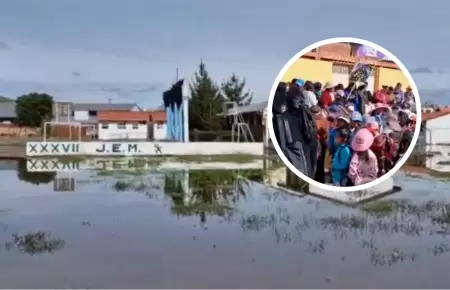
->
<box><xmin>52</xmin><ymin>101</ymin><xmax>72</xmax><ymax>121</ymax></box>
<box><xmin>422</xmin><ymin>108</ymin><xmax>450</xmax><ymax>147</ymax></box>
<box><xmin>52</xmin><ymin>102</ymin><xmax>138</xmax><ymax>124</ymax></box>
<box><xmin>0</xmin><ymin>102</ymin><xmax>16</xmax><ymax>123</ymax></box>
<box><xmin>97</xmin><ymin>110</ymin><xmax>166</xmax><ymax>140</ymax></box>
<box><xmin>0</xmin><ymin>96</ymin><xmax>12</xmax><ymax>102</ymax></box>
<box><xmin>222</xmin><ymin>101</ymin><xmax>267</xmax><ymax>142</ymax></box>
<box><xmin>0</xmin><ymin>101</ymin><xmax>40</xmax><ymax>137</ymax></box>
<box><xmin>50</xmin><ymin>102</ymin><xmax>139</xmax><ymax>140</ymax></box>
<box><xmin>72</xmin><ymin>103</ymin><xmax>139</xmax><ymax>124</ymax></box>
<box><xmin>50</xmin><ymin>102</ymin><xmax>169</xmax><ymax>140</ymax></box>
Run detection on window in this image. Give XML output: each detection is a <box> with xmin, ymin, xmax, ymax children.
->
<box><xmin>132</xmin><ymin>123</ymin><xmax>138</xmax><ymax>129</ymax></box>
<box><xmin>101</xmin><ymin>123</ymin><xmax>108</xmax><ymax>129</ymax></box>
<box><xmin>332</xmin><ymin>65</ymin><xmax>350</xmax><ymax>74</ymax></box>
<box><xmin>117</xmin><ymin>123</ymin><xmax>126</xmax><ymax>129</ymax></box>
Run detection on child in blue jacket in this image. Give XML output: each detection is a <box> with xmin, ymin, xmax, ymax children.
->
<box><xmin>331</xmin><ymin>128</ymin><xmax>352</xmax><ymax>186</ymax></box>
<box><xmin>327</xmin><ymin>114</ymin><xmax>338</xmax><ymax>156</ymax></box>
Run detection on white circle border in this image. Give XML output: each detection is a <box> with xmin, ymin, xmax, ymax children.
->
<box><xmin>267</xmin><ymin>37</ymin><xmax>422</xmax><ymax>192</ymax></box>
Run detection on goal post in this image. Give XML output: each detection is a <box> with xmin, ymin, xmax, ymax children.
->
<box><xmin>43</xmin><ymin>121</ymin><xmax>83</xmax><ymax>142</ymax></box>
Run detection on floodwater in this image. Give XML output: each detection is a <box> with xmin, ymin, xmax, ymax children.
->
<box><xmin>1</xmin><ymin>159</ymin><xmax>450</xmax><ymax>288</ymax></box>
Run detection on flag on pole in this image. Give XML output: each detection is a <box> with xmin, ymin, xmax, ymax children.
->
<box><xmin>349</xmin><ymin>62</ymin><xmax>374</xmax><ymax>85</ymax></box>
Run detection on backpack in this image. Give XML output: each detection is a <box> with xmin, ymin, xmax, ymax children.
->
<box><xmin>371</xmin><ymin>133</ymin><xmax>396</xmax><ymax>161</ymax></box>
<box><xmin>397</xmin><ymin>129</ymin><xmax>414</xmax><ymax>157</ymax></box>
<box><xmin>335</xmin><ymin>144</ymin><xmax>353</xmax><ymax>186</ymax></box>
<box><xmin>371</xmin><ymin>133</ymin><xmax>397</xmax><ymax>175</ymax></box>
<box><xmin>299</xmin><ymin>104</ymin><xmax>317</xmax><ymax>142</ymax></box>
<box><xmin>336</xmin><ymin>144</ymin><xmax>352</xmax><ymax>166</ymax></box>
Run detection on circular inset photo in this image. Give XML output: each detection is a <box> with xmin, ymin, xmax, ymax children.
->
<box><xmin>268</xmin><ymin>37</ymin><xmax>422</xmax><ymax>192</ymax></box>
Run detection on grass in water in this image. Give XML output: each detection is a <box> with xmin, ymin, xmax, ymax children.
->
<box><xmin>171</xmin><ymin>203</ymin><xmax>234</xmax><ymax>216</ymax></box>
<box><xmin>361</xmin><ymin>200</ymin><xmax>399</xmax><ymax>215</ymax></box>
<box><xmin>96</xmin><ymin>169</ymin><xmax>145</xmax><ymax>177</ymax></box>
<box><xmin>112</xmin><ymin>180</ymin><xmax>150</xmax><ymax>192</ymax></box>
<box><xmin>58</xmin><ymin>156</ymin><xmax>86</xmax><ymax>164</ymax></box>
<box><xmin>172</xmin><ymin>155</ymin><xmax>261</xmax><ymax>163</ymax></box>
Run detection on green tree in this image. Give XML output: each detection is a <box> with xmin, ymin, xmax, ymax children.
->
<box><xmin>220</xmin><ymin>74</ymin><xmax>253</xmax><ymax>106</ymax></box>
<box><xmin>15</xmin><ymin>92</ymin><xmax>53</xmax><ymax>127</ymax></box>
<box><xmin>188</xmin><ymin>62</ymin><xmax>224</xmax><ymax>131</ymax></box>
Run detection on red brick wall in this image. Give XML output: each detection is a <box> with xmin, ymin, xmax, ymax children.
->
<box><xmin>98</xmin><ymin>111</ymin><xmax>151</xmax><ymax>122</ymax></box>
<box><xmin>97</xmin><ymin>110</ymin><xmax>167</xmax><ymax>123</ymax></box>
<box><xmin>52</xmin><ymin>124</ymin><xmax>89</xmax><ymax>140</ymax></box>
<box><xmin>319</xmin><ymin>43</ymin><xmax>352</xmax><ymax>59</ymax></box>
<box><xmin>0</xmin><ymin>124</ymin><xmax>38</xmax><ymax>137</ymax></box>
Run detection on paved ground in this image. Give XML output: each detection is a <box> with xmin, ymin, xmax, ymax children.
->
<box><xmin>0</xmin><ymin>145</ymin><xmax>26</xmax><ymax>158</ymax></box>
<box><xmin>0</xmin><ymin>137</ymin><xmax>42</xmax><ymax>145</ymax></box>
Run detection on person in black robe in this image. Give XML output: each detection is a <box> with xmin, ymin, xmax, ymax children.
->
<box><xmin>272</xmin><ymin>82</ymin><xmax>287</xmax><ymax>146</ymax></box>
<box><xmin>273</xmin><ymin>86</ymin><xmax>319</xmax><ymax>178</ymax></box>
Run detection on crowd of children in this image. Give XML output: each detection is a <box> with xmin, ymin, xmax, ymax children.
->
<box><xmin>272</xmin><ymin>78</ymin><xmax>417</xmax><ymax>187</ymax></box>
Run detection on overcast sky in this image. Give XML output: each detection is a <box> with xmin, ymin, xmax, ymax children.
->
<box><xmin>0</xmin><ymin>0</ymin><xmax>449</xmax><ymax>107</ymax></box>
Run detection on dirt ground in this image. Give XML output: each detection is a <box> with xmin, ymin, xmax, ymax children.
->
<box><xmin>401</xmin><ymin>164</ymin><xmax>450</xmax><ymax>179</ymax></box>
<box><xmin>0</xmin><ymin>136</ymin><xmax>76</xmax><ymax>145</ymax></box>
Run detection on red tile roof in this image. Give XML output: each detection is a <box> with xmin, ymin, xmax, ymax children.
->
<box><xmin>422</xmin><ymin>108</ymin><xmax>450</xmax><ymax>121</ymax></box>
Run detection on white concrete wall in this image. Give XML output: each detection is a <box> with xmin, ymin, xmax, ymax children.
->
<box><xmin>153</xmin><ymin>123</ymin><xmax>167</xmax><ymax>140</ymax></box>
<box><xmin>423</xmin><ymin>115</ymin><xmax>450</xmax><ymax>172</ymax></box>
<box><xmin>332</xmin><ymin>65</ymin><xmax>350</xmax><ymax>87</ymax></box>
<box><xmin>26</xmin><ymin>141</ymin><xmax>264</xmax><ymax>156</ymax></box>
<box><xmin>74</xmin><ymin>110</ymin><xmax>89</xmax><ymax>121</ymax></box>
<box><xmin>98</xmin><ymin>123</ymin><xmax>148</xmax><ymax>140</ymax></box>
<box><xmin>425</xmin><ymin>114</ymin><xmax>450</xmax><ymax>146</ymax></box>
<box><xmin>309</xmin><ymin>177</ymin><xmax>394</xmax><ymax>204</ymax></box>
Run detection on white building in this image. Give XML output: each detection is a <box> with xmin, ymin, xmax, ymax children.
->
<box><xmin>52</xmin><ymin>102</ymin><xmax>138</xmax><ymax>139</ymax></box>
<box><xmin>422</xmin><ymin>110</ymin><xmax>450</xmax><ymax>149</ymax></box>
<box><xmin>422</xmin><ymin>109</ymin><xmax>450</xmax><ymax>172</ymax></box>
<box><xmin>97</xmin><ymin>110</ymin><xmax>167</xmax><ymax>141</ymax></box>
<box><xmin>98</xmin><ymin>122</ymin><xmax>149</xmax><ymax>140</ymax></box>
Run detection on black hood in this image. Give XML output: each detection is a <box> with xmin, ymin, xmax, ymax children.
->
<box><xmin>273</xmin><ymin>83</ymin><xmax>287</xmax><ymax>114</ymax></box>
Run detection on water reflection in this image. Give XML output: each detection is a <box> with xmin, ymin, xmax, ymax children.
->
<box><xmin>238</xmin><ymin>198</ymin><xmax>450</xmax><ymax>267</ymax></box>
<box><xmin>1</xmin><ymin>159</ymin><xmax>450</xmax><ymax>287</ymax></box>
<box><xmin>12</xmin><ymin>232</ymin><xmax>65</xmax><ymax>255</ymax></box>
<box><xmin>17</xmin><ymin>159</ymin><xmax>56</xmax><ymax>185</ymax></box>
<box><xmin>110</xmin><ymin>169</ymin><xmax>263</xmax><ymax>223</ymax></box>
<box><xmin>99</xmin><ymin>168</ymin><xmax>450</xmax><ymax>268</ymax></box>
<box><xmin>1</xmin><ymin>232</ymin><xmax>64</xmax><ymax>255</ymax></box>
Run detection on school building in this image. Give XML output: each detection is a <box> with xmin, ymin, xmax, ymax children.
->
<box><xmin>281</xmin><ymin>43</ymin><xmax>411</xmax><ymax>92</ymax></box>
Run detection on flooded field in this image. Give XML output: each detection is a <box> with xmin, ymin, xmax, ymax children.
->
<box><xmin>1</xmin><ymin>158</ymin><xmax>450</xmax><ymax>288</ymax></box>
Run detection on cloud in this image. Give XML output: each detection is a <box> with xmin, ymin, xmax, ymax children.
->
<box><xmin>0</xmin><ymin>41</ymin><xmax>9</xmax><ymax>50</ymax></box>
<box><xmin>418</xmin><ymin>88</ymin><xmax>450</xmax><ymax>104</ymax></box>
<box><xmin>410</xmin><ymin>67</ymin><xmax>433</xmax><ymax>74</ymax></box>
<box><xmin>0</xmin><ymin>79</ymin><xmax>166</xmax><ymax>106</ymax></box>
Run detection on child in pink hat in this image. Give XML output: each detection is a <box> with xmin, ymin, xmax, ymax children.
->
<box><xmin>348</xmin><ymin>128</ymin><xmax>378</xmax><ymax>186</ymax></box>
<box><xmin>369</xmin><ymin>103</ymin><xmax>390</xmax><ymax>133</ymax></box>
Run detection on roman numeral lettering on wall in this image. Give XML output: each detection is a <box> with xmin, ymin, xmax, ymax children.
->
<box><xmin>26</xmin><ymin>142</ymin><xmax>80</xmax><ymax>156</ymax></box>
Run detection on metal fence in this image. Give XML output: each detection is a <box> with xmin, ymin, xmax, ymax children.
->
<box><xmin>414</xmin><ymin>127</ymin><xmax>450</xmax><ymax>172</ymax></box>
